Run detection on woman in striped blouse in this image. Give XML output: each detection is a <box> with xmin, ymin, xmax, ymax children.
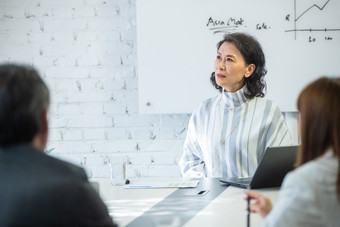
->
<box><xmin>179</xmin><ymin>33</ymin><xmax>292</xmax><ymax>178</ymax></box>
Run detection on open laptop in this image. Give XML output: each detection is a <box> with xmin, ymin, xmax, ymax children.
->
<box><xmin>219</xmin><ymin>145</ymin><xmax>298</xmax><ymax>189</ymax></box>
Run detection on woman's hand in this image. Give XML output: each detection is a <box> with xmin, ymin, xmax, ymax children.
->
<box><xmin>244</xmin><ymin>190</ymin><xmax>273</xmax><ymax>218</ymax></box>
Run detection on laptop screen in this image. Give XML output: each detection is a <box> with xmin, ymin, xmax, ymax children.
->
<box><xmin>220</xmin><ymin>145</ymin><xmax>299</xmax><ymax>189</ymax></box>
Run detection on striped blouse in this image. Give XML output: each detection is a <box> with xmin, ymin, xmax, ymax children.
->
<box><xmin>179</xmin><ymin>86</ymin><xmax>292</xmax><ymax>178</ymax></box>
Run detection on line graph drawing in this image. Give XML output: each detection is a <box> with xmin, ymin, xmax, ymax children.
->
<box><xmin>285</xmin><ymin>0</ymin><xmax>340</xmax><ymax>39</ymax></box>
<box><xmin>295</xmin><ymin>0</ymin><xmax>329</xmax><ymax>21</ymax></box>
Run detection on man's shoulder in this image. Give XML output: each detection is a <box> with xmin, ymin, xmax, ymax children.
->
<box><xmin>43</xmin><ymin>153</ymin><xmax>85</xmax><ymax>175</ymax></box>
<box><xmin>1</xmin><ymin>145</ymin><xmax>86</xmax><ymax>179</ymax></box>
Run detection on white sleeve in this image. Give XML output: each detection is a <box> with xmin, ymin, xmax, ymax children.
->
<box><xmin>178</xmin><ymin>111</ymin><xmax>205</xmax><ymax>178</ymax></box>
<box><xmin>260</xmin><ymin>172</ymin><xmax>321</xmax><ymax>227</ymax></box>
<box><xmin>266</xmin><ymin>105</ymin><xmax>292</xmax><ymax>148</ymax></box>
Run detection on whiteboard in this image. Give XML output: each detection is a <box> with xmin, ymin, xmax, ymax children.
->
<box><xmin>137</xmin><ymin>0</ymin><xmax>340</xmax><ymax>114</ymax></box>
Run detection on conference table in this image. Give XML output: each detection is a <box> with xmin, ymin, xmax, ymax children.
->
<box><xmin>93</xmin><ymin>178</ymin><xmax>279</xmax><ymax>227</ymax></box>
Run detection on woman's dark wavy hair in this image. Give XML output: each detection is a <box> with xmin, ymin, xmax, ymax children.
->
<box><xmin>210</xmin><ymin>33</ymin><xmax>267</xmax><ymax>99</ymax></box>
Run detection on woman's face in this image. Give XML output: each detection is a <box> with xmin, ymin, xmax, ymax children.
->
<box><xmin>214</xmin><ymin>42</ymin><xmax>255</xmax><ymax>92</ymax></box>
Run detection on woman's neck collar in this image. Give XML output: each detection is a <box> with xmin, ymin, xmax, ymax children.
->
<box><xmin>221</xmin><ymin>86</ymin><xmax>248</xmax><ymax>108</ymax></box>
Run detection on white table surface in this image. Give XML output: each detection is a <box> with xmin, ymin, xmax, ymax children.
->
<box><xmin>91</xmin><ymin>178</ymin><xmax>279</xmax><ymax>227</ymax></box>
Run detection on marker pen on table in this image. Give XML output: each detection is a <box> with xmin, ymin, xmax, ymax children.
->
<box><xmin>247</xmin><ymin>196</ymin><xmax>251</xmax><ymax>227</ymax></box>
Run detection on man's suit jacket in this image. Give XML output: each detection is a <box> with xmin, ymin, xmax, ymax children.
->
<box><xmin>0</xmin><ymin>145</ymin><xmax>117</xmax><ymax>227</ymax></box>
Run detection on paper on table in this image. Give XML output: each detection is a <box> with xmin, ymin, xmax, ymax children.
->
<box><xmin>124</xmin><ymin>180</ymin><xmax>200</xmax><ymax>189</ymax></box>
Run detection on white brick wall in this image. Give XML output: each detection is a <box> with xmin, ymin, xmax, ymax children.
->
<box><xmin>0</xmin><ymin>0</ymin><xmax>190</xmax><ymax>178</ymax></box>
<box><xmin>0</xmin><ymin>0</ymin><xmax>298</xmax><ymax>179</ymax></box>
